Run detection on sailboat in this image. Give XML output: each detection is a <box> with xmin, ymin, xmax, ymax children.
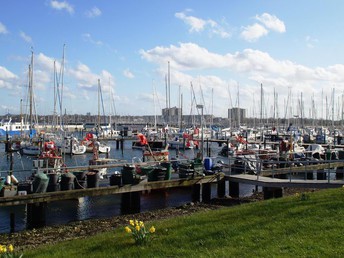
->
<box><xmin>82</xmin><ymin>79</ymin><xmax>111</xmax><ymax>153</ymax></box>
<box><xmin>21</xmin><ymin>51</ymin><xmax>40</xmax><ymax>156</ymax></box>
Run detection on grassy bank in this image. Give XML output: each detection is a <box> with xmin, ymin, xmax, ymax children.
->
<box><xmin>22</xmin><ymin>188</ymin><xmax>344</xmax><ymax>257</ymax></box>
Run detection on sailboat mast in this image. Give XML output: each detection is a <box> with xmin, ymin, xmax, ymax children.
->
<box><xmin>29</xmin><ymin>50</ymin><xmax>34</xmax><ymax>137</ymax></box>
<box><xmin>98</xmin><ymin>79</ymin><xmax>101</xmax><ymax>133</ymax></box>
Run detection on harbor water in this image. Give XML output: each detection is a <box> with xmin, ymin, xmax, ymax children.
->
<box><xmin>0</xmin><ymin>140</ymin><xmax>256</xmax><ymax>233</ymax></box>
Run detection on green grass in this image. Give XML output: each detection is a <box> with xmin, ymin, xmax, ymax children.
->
<box><xmin>24</xmin><ymin>188</ymin><xmax>344</xmax><ymax>257</ymax></box>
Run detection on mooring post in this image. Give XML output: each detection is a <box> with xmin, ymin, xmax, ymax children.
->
<box><xmin>192</xmin><ymin>184</ymin><xmax>201</xmax><ymax>202</ymax></box>
<box><xmin>116</xmin><ymin>140</ymin><xmax>119</xmax><ymax>150</ymax></box>
<box><xmin>263</xmin><ymin>187</ymin><xmax>283</xmax><ymax>200</ymax></box>
<box><xmin>229</xmin><ymin>181</ymin><xmax>239</xmax><ymax>198</ymax></box>
<box><xmin>121</xmin><ymin>192</ymin><xmax>141</xmax><ymax>214</ymax></box>
<box><xmin>202</xmin><ymin>183</ymin><xmax>211</xmax><ymax>203</ymax></box>
<box><xmin>317</xmin><ymin>169</ymin><xmax>326</xmax><ymax>180</ymax></box>
<box><xmin>27</xmin><ymin>202</ymin><xmax>47</xmax><ymax>230</ymax></box>
<box><xmin>336</xmin><ymin>166</ymin><xmax>344</xmax><ymax>180</ymax></box>
<box><xmin>217</xmin><ymin>175</ymin><xmax>226</xmax><ymax>198</ymax></box>
<box><xmin>10</xmin><ymin>212</ymin><xmax>15</xmax><ymax>234</ymax></box>
<box><xmin>120</xmin><ymin>139</ymin><xmax>124</xmax><ymax>150</ymax></box>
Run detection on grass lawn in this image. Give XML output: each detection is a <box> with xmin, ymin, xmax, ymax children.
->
<box><xmin>20</xmin><ymin>187</ymin><xmax>344</xmax><ymax>257</ymax></box>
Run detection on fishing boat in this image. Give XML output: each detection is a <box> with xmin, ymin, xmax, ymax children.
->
<box><xmin>21</xmin><ymin>144</ymin><xmax>41</xmax><ymax>156</ymax></box>
<box><xmin>0</xmin><ymin>117</ymin><xmax>36</xmax><ymax>139</ymax></box>
<box><xmin>82</xmin><ymin>133</ymin><xmax>111</xmax><ymax>153</ymax></box>
<box><xmin>61</xmin><ymin>136</ymin><xmax>86</xmax><ymax>155</ymax></box>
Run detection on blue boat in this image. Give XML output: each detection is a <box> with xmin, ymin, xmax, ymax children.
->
<box><xmin>0</xmin><ymin>118</ymin><xmax>36</xmax><ymax>138</ymax></box>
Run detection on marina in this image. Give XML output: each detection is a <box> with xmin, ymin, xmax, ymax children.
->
<box><xmin>2</xmin><ymin>128</ymin><xmax>344</xmax><ymax>234</ymax></box>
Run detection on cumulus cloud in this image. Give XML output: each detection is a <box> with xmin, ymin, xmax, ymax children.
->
<box><xmin>19</xmin><ymin>31</ymin><xmax>33</xmax><ymax>44</ymax></box>
<box><xmin>50</xmin><ymin>0</ymin><xmax>74</xmax><ymax>14</ymax></box>
<box><xmin>241</xmin><ymin>13</ymin><xmax>285</xmax><ymax>42</ymax></box>
<box><xmin>68</xmin><ymin>62</ymin><xmax>115</xmax><ymax>94</ymax></box>
<box><xmin>140</xmin><ymin>42</ymin><xmax>344</xmax><ymax>116</ymax></box>
<box><xmin>123</xmin><ymin>69</ymin><xmax>134</xmax><ymax>79</ymax></box>
<box><xmin>0</xmin><ymin>22</ymin><xmax>8</xmax><ymax>34</ymax></box>
<box><xmin>241</xmin><ymin>23</ymin><xmax>268</xmax><ymax>42</ymax></box>
<box><xmin>255</xmin><ymin>13</ymin><xmax>286</xmax><ymax>33</ymax></box>
<box><xmin>0</xmin><ymin>66</ymin><xmax>18</xmax><ymax>89</ymax></box>
<box><xmin>175</xmin><ymin>11</ymin><xmax>231</xmax><ymax>38</ymax></box>
<box><xmin>85</xmin><ymin>7</ymin><xmax>102</xmax><ymax>18</ymax></box>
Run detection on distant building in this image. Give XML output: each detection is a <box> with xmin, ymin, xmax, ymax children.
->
<box><xmin>162</xmin><ymin>107</ymin><xmax>181</xmax><ymax>125</ymax></box>
<box><xmin>228</xmin><ymin>108</ymin><xmax>246</xmax><ymax>127</ymax></box>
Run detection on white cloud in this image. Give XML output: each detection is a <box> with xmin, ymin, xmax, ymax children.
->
<box><xmin>175</xmin><ymin>11</ymin><xmax>231</xmax><ymax>38</ymax></box>
<box><xmin>0</xmin><ymin>66</ymin><xmax>18</xmax><ymax>90</ymax></box>
<box><xmin>19</xmin><ymin>31</ymin><xmax>33</xmax><ymax>43</ymax></box>
<box><xmin>50</xmin><ymin>0</ymin><xmax>74</xmax><ymax>14</ymax></box>
<box><xmin>255</xmin><ymin>13</ymin><xmax>286</xmax><ymax>33</ymax></box>
<box><xmin>140</xmin><ymin>42</ymin><xmax>344</xmax><ymax>117</ymax></box>
<box><xmin>0</xmin><ymin>22</ymin><xmax>8</xmax><ymax>34</ymax></box>
<box><xmin>175</xmin><ymin>12</ymin><xmax>206</xmax><ymax>32</ymax></box>
<box><xmin>241</xmin><ymin>13</ymin><xmax>286</xmax><ymax>42</ymax></box>
<box><xmin>241</xmin><ymin>23</ymin><xmax>268</xmax><ymax>42</ymax></box>
<box><xmin>68</xmin><ymin>62</ymin><xmax>115</xmax><ymax>95</ymax></box>
<box><xmin>123</xmin><ymin>69</ymin><xmax>134</xmax><ymax>79</ymax></box>
<box><xmin>85</xmin><ymin>7</ymin><xmax>102</xmax><ymax>18</ymax></box>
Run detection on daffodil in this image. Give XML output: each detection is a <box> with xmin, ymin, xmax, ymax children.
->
<box><xmin>149</xmin><ymin>226</ymin><xmax>156</xmax><ymax>233</ymax></box>
<box><xmin>125</xmin><ymin>226</ymin><xmax>132</xmax><ymax>233</ymax></box>
<box><xmin>125</xmin><ymin>219</ymin><xmax>156</xmax><ymax>245</ymax></box>
<box><xmin>8</xmin><ymin>244</ymin><xmax>14</xmax><ymax>252</ymax></box>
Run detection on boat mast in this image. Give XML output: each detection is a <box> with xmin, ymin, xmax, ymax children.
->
<box><xmin>98</xmin><ymin>79</ymin><xmax>101</xmax><ymax>135</ymax></box>
<box><xmin>29</xmin><ymin>50</ymin><xmax>34</xmax><ymax>138</ymax></box>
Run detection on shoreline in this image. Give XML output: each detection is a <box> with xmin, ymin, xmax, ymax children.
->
<box><xmin>0</xmin><ymin>187</ymin><xmax>317</xmax><ymax>251</ymax></box>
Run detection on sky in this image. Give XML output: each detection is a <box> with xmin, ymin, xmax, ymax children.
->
<box><xmin>1</xmin><ymin>0</ymin><xmax>344</xmax><ymax>120</ymax></box>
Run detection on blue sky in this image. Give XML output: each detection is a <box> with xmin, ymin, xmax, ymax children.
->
<box><xmin>1</xmin><ymin>0</ymin><xmax>344</xmax><ymax>120</ymax></box>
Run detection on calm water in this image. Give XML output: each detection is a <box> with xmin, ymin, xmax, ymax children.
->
<box><xmin>0</xmin><ymin>140</ymin><xmax>255</xmax><ymax>233</ymax></box>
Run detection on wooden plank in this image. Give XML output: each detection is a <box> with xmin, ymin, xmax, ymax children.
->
<box><xmin>261</xmin><ymin>162</ymin><xmax>344</xmax><ymax>176</ymax></box>
<box><xmin>226</xmin><ymin>174</ymin><xmax>344</xmax><ymax>189</ymax></box>
<box><xmin>0</xmin><ymin>174</ymin><xmax>224</xmax><ymax>207</ymax></box>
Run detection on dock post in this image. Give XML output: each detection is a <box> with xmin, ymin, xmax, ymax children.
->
<box><xmin>121</xmin><ymin>192</ymin><xmax>141</xmax><ymax>214</ymax></box>
<box><xmin>10</xmin><ymin>212</ymin><xmax>15</xmax><ymax>233</ymax></box>
<box><xmin>116</xmin><ymin>140</ymin><xmax>119</xmax><ymax>150</ymax></box>
<box><xmin>217</xmin><ymin>175</ymin><xmax>226</xmax><ymax>198</ymax></box>
<box><xmin>202</xmin><ymin>183</ymin><xmax>211</xmax><ymax>203</ymax></box>
<box><xmin>120</xmin><ymin>139</ymin><xmax>124</xmax><ymax>150</ymax></box>
<box><xmin>229</xmin><ymin>181</ymin><xmax>239</xmax><ymax>198</ymax></box>
<box><xmin>27</xmin><ymin>202</ymin><xmax>47</xmax><ymax>229</ymax></box>
<box><xmin>263</xmin><ymin>187</ymin><xmax>283</xmax><ymax>200</ymax></box>
<box><xmin>192</xmin><ymin>184</ymin><xmax>201</xmax><ymax>202</ymax></box>
<box><xmin>336</xmin><ymin>167</ymin><xmax>344</xmax><ymax>180</ymax></box>
<box><xmin>317</xmin><ymin>170</ymin><xmax>326</xmax><ymax>180</ymax></box>
<box><xmin>306</xmin><ymin>171</ymin><xmax>314</xmax><ymax>180</ymax></box>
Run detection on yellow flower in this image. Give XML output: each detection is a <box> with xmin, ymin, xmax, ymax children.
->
<box><xmin>129</xmin><ymin>220</ymin><xmax>135</xmax><ymax>226</ymax></box>
<box><xmin>149</xmin><ymin>226</ymin><xmax>156</xmax><ymax>233</ymax></box>
<box><xmin>0</xmin><ymin>245</ymin><xmax>5</xmax><ymax>254</ymax></box>
<box><xmin>135</xmin><ymin>220</ymin><xmax>139</xmax><ymax>226</ymax></box>
<box><xmin>8</xmin><ymin>244</ymin><xmax>14</xmax><ymax>252</ymax></box>
<box><xmin>125</xmin><ymin>226</ymin><xmax>132</xmax><ymax>233</ymax></box>
<box><xmin>135</xmin><ymin>225</ymin><xmax>140</xmax><ymax>231</ymax></box>
<box><xmin>139</xmin><ymin>221</ymin><xmax>144</xmax><ymax>227</ymax></box>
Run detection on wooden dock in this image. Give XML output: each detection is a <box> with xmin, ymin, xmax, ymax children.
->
<box><xmin>0</xmin><ymin>174</ymin><xmax>223</xmax><ymax>207</ymax></box>
<box><xmin>226</xmin><ymin>174</ymin><xmax>344</xmax><ymax>189</ymax></box>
